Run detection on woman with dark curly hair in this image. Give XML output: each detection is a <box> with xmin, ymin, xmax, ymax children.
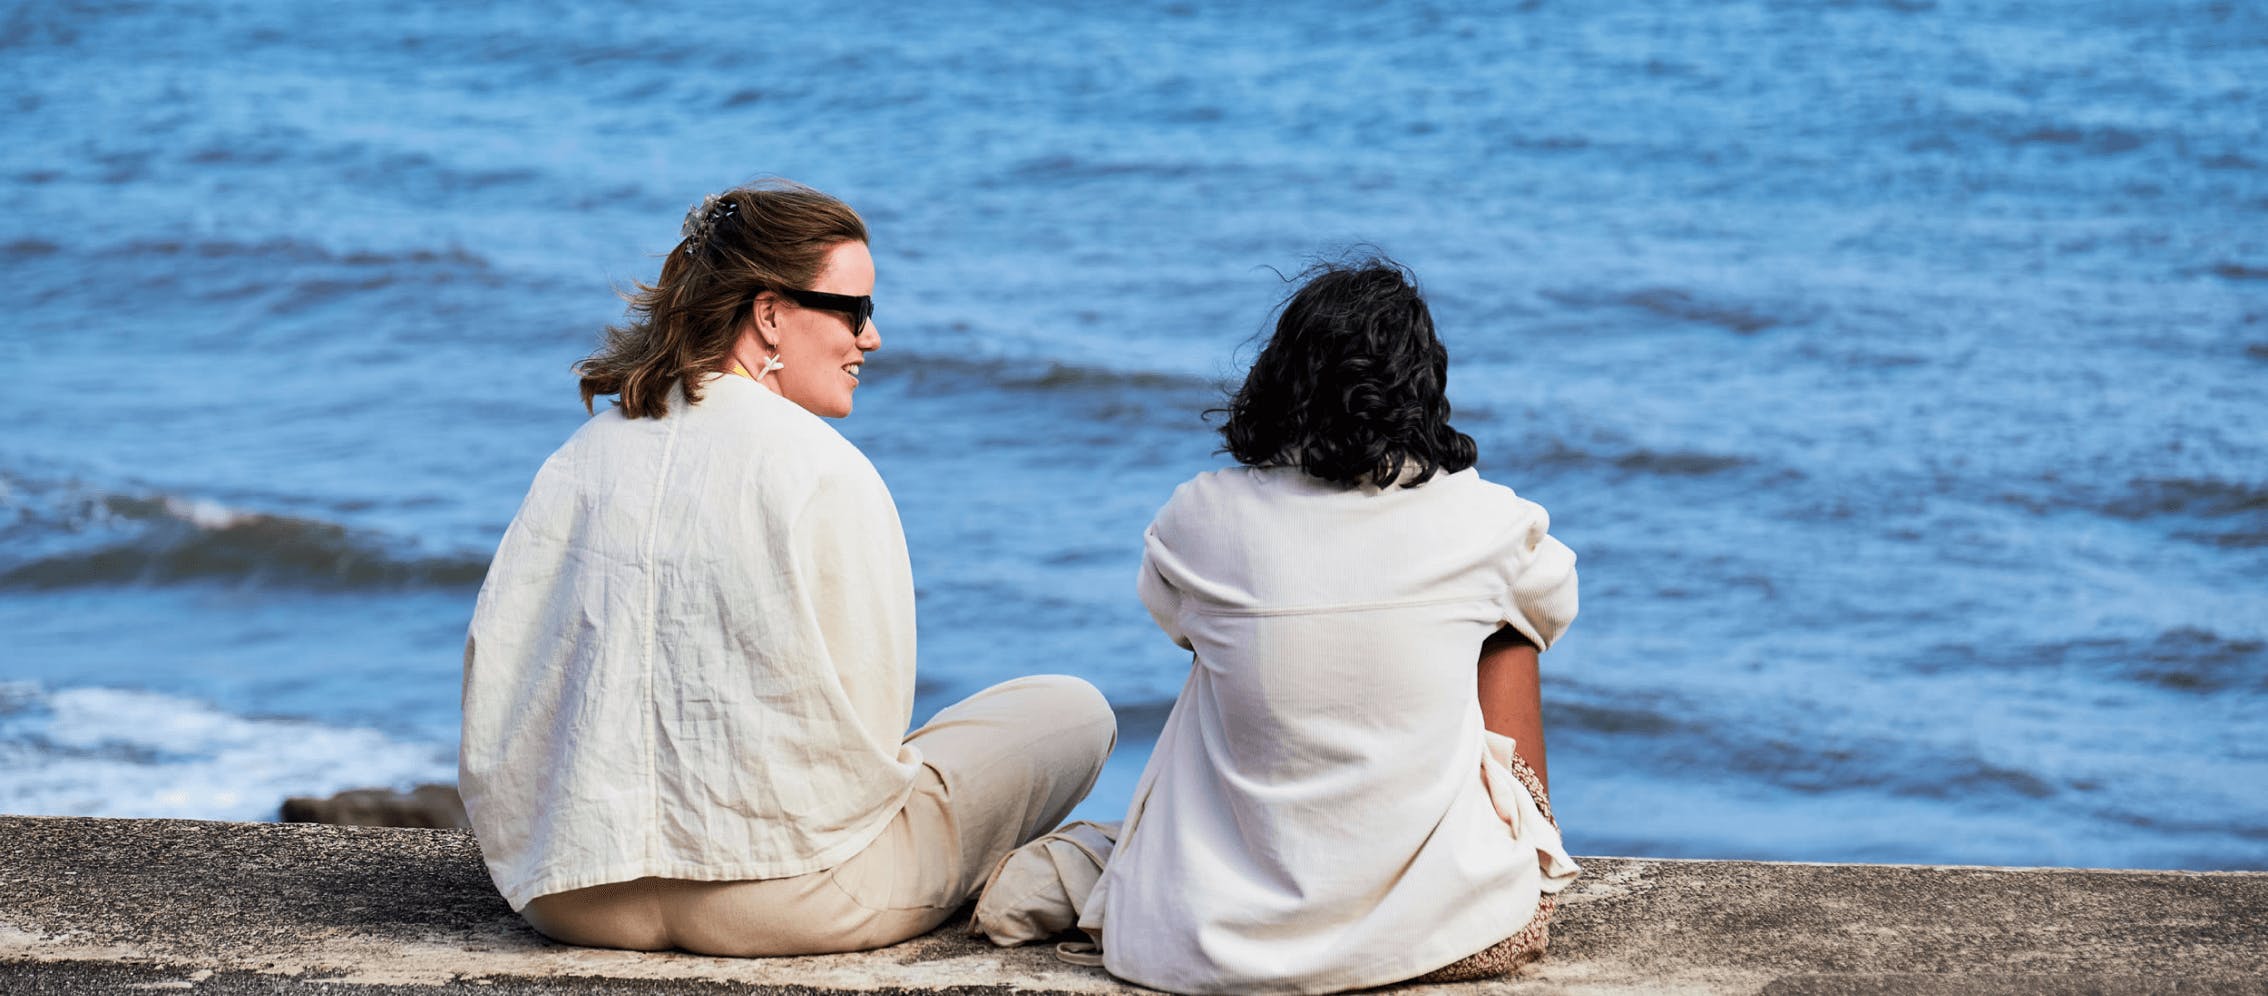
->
<box><xmin>1076</xmin><ymin>258</ymin><xmax>1582</xmax><ymax>992</ymax></box>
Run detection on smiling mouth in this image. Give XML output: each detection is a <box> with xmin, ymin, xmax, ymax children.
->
<box><xmin>842</xmin><ymin>362</ymin><xmax>862</xmax><ymax>382</ymax></box>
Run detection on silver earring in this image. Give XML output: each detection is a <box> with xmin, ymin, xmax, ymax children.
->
<box><xmin>756</xmin><ymin>353</ymin><xmax>785</xmax><ymax>381</ymax></box>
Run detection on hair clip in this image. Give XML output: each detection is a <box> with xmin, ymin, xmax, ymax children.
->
<box><xmin>680</xmin><ymin>193</ymin><xmax>741</xmax><ymax>256</ymax></box>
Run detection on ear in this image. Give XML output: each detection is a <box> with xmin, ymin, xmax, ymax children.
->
<box><xmin>748</xmin><ymin>292</ymin><xmax>782</xmax><ymax>346</ymax></box>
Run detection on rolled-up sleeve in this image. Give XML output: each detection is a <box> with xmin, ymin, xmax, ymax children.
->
<box><xmin>1499</xmin><ymin>500</ymin><xmax>1579</xmax><ymax>652</ymax></box>
<box><xmin>1138</xmin><ymin>525</ymin><xmax>1193</xmax><ymax>651</ymax></box>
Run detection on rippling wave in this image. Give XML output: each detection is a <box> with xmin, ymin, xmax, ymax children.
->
<box><xmin>0</xmin><ymin>476</ymin><xmax>486</xmax><ymax>591</ymax></box>
<box><xmin>892</xmin><ymin>349</ymin><xmax>1218</xmax><ymax>395</ymax></box>
<box><xmin>1540</xmin><ymin>285</ymin><xmax>1814</xmax><ymax>335</ymax></box>
<box><xmin>1927</xmin><ymin>628</ymin><xmax>2268</xmax><ymax>696</ymax></box>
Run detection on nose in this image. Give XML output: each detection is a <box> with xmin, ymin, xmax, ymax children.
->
<box><xmin>858</xmin><ymin>318</ymin><xmax>881</xmax><ymax>352</ymax></box>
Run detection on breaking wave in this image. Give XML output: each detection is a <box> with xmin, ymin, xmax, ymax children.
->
<box><xmin>0</xmin><ymin>682</ymin><xmax>453</xmax><ymax>821</ymax></box>
<box><xmin>0</xmin><ymin>476</ymin><xmax>487</xmax><ymax>591</ymax></box>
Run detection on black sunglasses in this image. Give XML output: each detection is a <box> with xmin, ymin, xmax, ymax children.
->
<box><xmin>772</xmin><ymin>287</ymin><xmax>873</xmax><ymax>335</ymax></box>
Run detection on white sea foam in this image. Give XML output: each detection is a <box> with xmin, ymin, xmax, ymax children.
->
<box><xmin>0</xmin><ymin>682</ymin><xmax>453</xmax><ymax>821</ymax></box>
<box><xmin>161</xmin><ymin>495</ymin><xmax>251</xmax><ymax>531</ymax></box>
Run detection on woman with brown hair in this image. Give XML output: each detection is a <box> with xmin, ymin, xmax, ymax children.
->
<box><xmin>459</xmin><ymin>179</ymin><xmax>1116</xmax><ymax>956</ymax></box>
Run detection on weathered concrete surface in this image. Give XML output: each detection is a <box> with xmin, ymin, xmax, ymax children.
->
<box><xmin>1</xmin><ymin>816</ymin><xmax>2262</xmax><ymax>994</ymax></box>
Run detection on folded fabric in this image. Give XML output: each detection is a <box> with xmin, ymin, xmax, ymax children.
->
<box><xmin>1480</xmin><ymin>730</ymin><xmax>1582</xmax><ymax>895</ymax></box>
<box><xmin>971</xmin><ymin>819</ymin><xmax>1121</xmax><ymax>947</ymax></box>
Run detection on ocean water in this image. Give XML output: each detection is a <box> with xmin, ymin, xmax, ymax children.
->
<box><xmin>2</xmin><ymin>1</ymin><xmax>2263</xmax><ymax>869</ymax></box>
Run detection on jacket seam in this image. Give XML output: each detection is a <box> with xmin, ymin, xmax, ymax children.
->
<box><xmin>638</xmin><ymin>415</ymin><xmax>684</xmax><ymax>866</ymax></box>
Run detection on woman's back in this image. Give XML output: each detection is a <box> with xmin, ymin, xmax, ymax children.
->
<box><xmin>466</xmin><ymin>181</ymin><xmax>1117</xmax><ymax>958</ymax></box>
<box><xmin>1069</xmin><ymin>257</ymin><xmax>1581</xmax><ymax>993</ymax></box>
<box><xmin>461</xmin><ymin>375</ymin><xmax>923</xmax><ymax>909</ymax></box>
<box><xmin>1086</xmin><ymin>463</ymin><xmax>1577</xmax><ymax>994</ymax></box>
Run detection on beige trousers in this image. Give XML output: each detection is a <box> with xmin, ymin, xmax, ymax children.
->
<box><xmin>522</xmin><ymin>674</ymin><xmax>1117</xmax><ymax>956</ymax></box>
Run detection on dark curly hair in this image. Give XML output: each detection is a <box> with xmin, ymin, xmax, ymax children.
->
<box><xmin>1214</xmin><ymin>257</ymin><xmax>1477</xmax><ymax>489</ymax></box>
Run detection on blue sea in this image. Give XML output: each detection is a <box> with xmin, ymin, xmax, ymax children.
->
<box><xmin>2</xmin><ymin>1</ymin><xmax>2263</xmax><ymax>870</ymax></box>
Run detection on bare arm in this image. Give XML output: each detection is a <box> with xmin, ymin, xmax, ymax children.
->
<box><xmin>1477</xmin><ymin>627</ymin><xmax>1548</xmax><ymax>795</ymax></box>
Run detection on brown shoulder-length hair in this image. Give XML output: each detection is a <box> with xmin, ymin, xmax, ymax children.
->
<box><xmin>578</xmin><ymin>179</ymin><xmax>868</xmax><ymax>418</ymax></box>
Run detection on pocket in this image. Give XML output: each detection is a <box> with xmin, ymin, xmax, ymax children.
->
<box><xmin>827</xmin><ymin>839</ymin><xmax>962</xmax><ymax>912</ymax></box>
<box><xmin>826</xmin><ymin>784</ymin><xmax>963</xmax><ymax>913</ymax></box>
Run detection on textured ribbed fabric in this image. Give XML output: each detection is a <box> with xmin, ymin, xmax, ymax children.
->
<box><xmin>1082</xmin><ymin>465</ymin><xmax>1581</xmax><ymax>994</ymax></box>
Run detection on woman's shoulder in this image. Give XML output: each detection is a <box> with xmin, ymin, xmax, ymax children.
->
<box><xmin>1438</xmin><ymin>470</ymin><xmax>1574</xmax><ymax>589</ymax></box>
<box><xmin>690</xmin><ymin>374</ymin><xmax>831</xmax><ymax>435</ymax></box>
<box><xmin>1150</xmin><ymin>464</ymin><xmax>1284</xmax><ymax>521</ymax></box>
<box><xmin>560</xmin><ymin>376</ymin><xmax>886</xmax><ymax>508</ymax></box>
<box><xmin>1434</xmin><ymin>466</ymin><xmax>1549</xmax><ymax>513</ymax></box>
<box><xmin>696</xmin><ymin>377</ymin><xmax>881</xmax><ymax>473</ymax></box>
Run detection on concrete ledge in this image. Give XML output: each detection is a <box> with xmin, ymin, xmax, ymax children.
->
<box><xmin>1</xmin><ymin>816</ymin><xmax>2262</xmax><ymax>994</ymax></box>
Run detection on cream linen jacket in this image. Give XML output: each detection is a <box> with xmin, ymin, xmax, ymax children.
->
<box><xmin>1082</xmin><ymin>465</ymin><xmax>1581</xmax><ymax>994</ymax></box>
<box><xmin>460</xmin><ymin>374</ymin><xmax>922</xmax><ymax>911</ymax></box>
